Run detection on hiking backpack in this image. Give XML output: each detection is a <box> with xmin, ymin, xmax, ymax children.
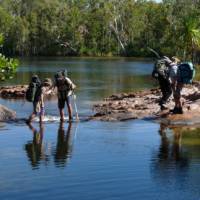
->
<box><xmin>177</xmin><ymin>62</ymin><xmax>195</xmax><ymax>84</ymax></box>
<box><xmin>54</xmin><ymin>71</ymin><xmax>72</xmax><ymax>92</ymax></box>
<box><xmin>153</xmin><ymin>58</ymin><xmax>169</xmax><ymax>79</ymax></box>
<box><xmin>26</xmin><ymin>76</ymin><xmax>42</xmax><ymax>102</ymax></box>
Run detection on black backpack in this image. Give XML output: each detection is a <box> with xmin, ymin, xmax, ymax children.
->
<box><xmin>152</xmin><ymin>58</ymin><xmax>169</xmax><ymax>79</ymax></box>
<box><xmin>26</xmin><ymin>76</ymin><xmax>42</xmax><ymax>102</ymax></box>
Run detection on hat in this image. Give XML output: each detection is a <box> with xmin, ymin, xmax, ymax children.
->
<box><xmin>62</xmin><ymin>69</ymin><xmax>68</xmax><ymax>77</ymax></box>
<box><xmin>171</xmin><ymin>56</ymin><xmax>180</xmax><ymax>64</ymax></box>
<box><xmin>43</xmin><ymin>78</ymin><xmax>52</xmax><ymax>87</ymax></box>
<box><xmin>31</xmin><ymin>75</ymin><xmax>40</xmax><ymax>82</ymax></box>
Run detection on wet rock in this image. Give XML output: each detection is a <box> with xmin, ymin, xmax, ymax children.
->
<box><xmin>0</xmin><ymin>84</ymin><xmax>56</xmax><ymax>99</ymax></box>
<box><xmin>92</xmin><ymin>82</ymin><xmax>200</xmax><ymax>124</ymax></box>
<box><xmin>0</xmin><ymin>104</ymin><xmax>16</xmax><ymax>121</ymax></box>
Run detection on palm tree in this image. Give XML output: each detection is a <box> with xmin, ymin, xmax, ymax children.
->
<box><xmin>180</xmin><ymin>16</ymin><xmax>200</xmax><ymax>63</ymax></box>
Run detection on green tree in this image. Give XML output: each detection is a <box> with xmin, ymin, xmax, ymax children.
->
<box><xmin>0</xmin><ymin>34</ymin><xmax>19</xmax><ymax>81</ymax></box>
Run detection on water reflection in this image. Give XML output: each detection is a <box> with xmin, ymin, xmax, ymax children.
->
<box><xmin>54</xmin><ymin>122</ymin><xmax>73</xmax><ymax>168</ymax></box>
<box><xmin>151</xmin><ymin>124</ymin><xmax>191</xmax><ymax>185</ymax></box>
<box><xmin>24</xmin><ymin>123</ymin><xmax>49</xmax><ymax>169</ymax></box>
<box><xmin>24</xmin><ymin>122</ymin><xmax>75</xmax><ymax>169</ymax></box>
<box><xmin>157</xmin><ymin>124</ymin><xmax>189</xmax><ymax>166</ymax></box>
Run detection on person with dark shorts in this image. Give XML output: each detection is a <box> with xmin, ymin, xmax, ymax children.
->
<box><xmin>54</xmin><ymin>70</ymin><xmax>76</xmax><ymax>122</ymax></box>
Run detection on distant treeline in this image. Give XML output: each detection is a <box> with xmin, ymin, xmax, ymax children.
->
<box><xmin>0</xmin><ymin>0</ymin><xmax>200</xmax><ymax>61</ymax></box>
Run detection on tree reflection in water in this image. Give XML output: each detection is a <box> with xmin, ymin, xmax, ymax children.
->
<box><xmin>24</xmin><ymin>122</ymin><xmax>75</xmax><ymax>169</ymax></box>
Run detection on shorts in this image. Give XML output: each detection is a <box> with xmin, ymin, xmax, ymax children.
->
<box><xmin>33</xmin><ymin>101</ymin><xmax>45</xmax><ymax>116</ymax></box>
<box><xmin>58</xmin><ymin>92</ymin><xmax>71</xmax><ymax>109</ymax></box>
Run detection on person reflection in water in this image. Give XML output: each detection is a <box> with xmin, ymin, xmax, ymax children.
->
<box><xmin>156</xmin><ymin>123</ymin><xmax>189</xmax><ymax>168</ymax></box>
<box><xmin>54</xmin><ymin>121</ymin><xmax>73</xmax><ymax>167</ymax></box>
<box><xmin>25</xmin><ymin>122</ymin><xmax>47</xmax><ymax>169</ymax></box>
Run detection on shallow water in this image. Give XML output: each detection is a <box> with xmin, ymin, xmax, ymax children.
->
<box><xmin>0</xmin><ymin>58</ymin><xmax>200</xmax><ymax>200</ymax></box>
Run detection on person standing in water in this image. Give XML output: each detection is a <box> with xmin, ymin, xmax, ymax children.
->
<box><xmin>54</xmin><ymin>70</ymin><xmax>76</xmax><ymax>122</ymax></box>
<box><xmin>26</xmin><ymin>76</ymin><xmax>53</xmax><ymax>123</ymax></box>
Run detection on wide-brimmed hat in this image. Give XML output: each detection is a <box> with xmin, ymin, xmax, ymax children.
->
<box><xmin>43</xmin><ymin>78</ymin><xmax>52</xmax><ymax>87</ymax></box>
<box><xmin>171</xmin><ymin>56</ymin><xmax>180</xmax><ymax>64</ymax></box>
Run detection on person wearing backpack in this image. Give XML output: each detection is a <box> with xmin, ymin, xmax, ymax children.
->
<box><xmin>169</xmin><ymin>58</ymin><xmax>195</xmax><ymax>114</ymax></box>
<box><xmin>54</xmin><ymin>70</ymin><xmax>76</xmax><ymax>122</ymax></box>
<box><xmin>152</xmin><ymin>56</ymin><xmax>172</xmax><ymax>110</ymax></box>
<box><xmin>166</xmin><ymin>56</ymin><xmax>183</xmax><ymax>114</ymax></box>
<box><xmin>164</xmin><ymin>56</ymin><xmax>195</xmax><ymax>114</ymax></box>
<box><xmin>26</xmin><ymin>75</ymin><xmax>52</xmax><ymax>123</ymax></box>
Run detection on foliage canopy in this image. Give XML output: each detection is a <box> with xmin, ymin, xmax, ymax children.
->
<box><xmin>0</xmin><ymin>0</ymin><xmax>200</xmax><ymax>61</ymax></box>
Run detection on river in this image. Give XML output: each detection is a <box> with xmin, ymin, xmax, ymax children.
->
<box><xmin>0</xmin><ymin>57</ymin><xmax>199</xmax><ymax>200</ymax></box>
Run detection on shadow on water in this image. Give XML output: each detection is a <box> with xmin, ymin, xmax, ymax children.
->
<box><xmin>24</xmin><ymin>122</ymin><xmax>77</xmax><ymax>170</ymax></box>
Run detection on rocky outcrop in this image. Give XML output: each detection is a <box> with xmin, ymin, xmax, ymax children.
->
<box><xmin>92</xmin><ymin>82</ymin><xmax>200</xmax><ymax>125</ymax></box>
<box><xmin>0</xmin><ymin>104</ymin><xmax>16</xmax><ymax>121</ymax></box>
<box><xmin>0</xmin><ymin>85</ymin><xmax>28</xmax><ymax>98</ymax></box>
<box><xmin>0</xmin><ymin>85</ymin><xmax>56</xmax><ymax>98</ymax></box>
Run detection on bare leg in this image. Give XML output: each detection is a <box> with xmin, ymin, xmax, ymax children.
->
<box><xmin>27</xmin><ymin>112</ymin><xmax>36</xmax><ymax>124</ymax></box>
<box><xmin>66</xmin><ymin>99</ymin><xmax>73</xmax><ymax>121</ymax></box>
<box><xmin>39</xmin><ymin>106</ymin><xmax>45</xmax><ymax>123</ymax></box>
<box><xmin>39</xmin><ymin>114</ymin><xmax>44</xmax><ymax>123</ymax></box>
<box><xmin>175</xmin><ymin>83</ymin><xmax>183</xmax><ymax>108</ymax></box>
<box><xmin>59</xmin><ymin>108</ymin><xmax>65</xmax><ymax>122</ymax></box>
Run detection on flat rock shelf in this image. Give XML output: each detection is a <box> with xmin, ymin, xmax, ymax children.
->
<box><xmin>92</xmin><ymin>82</ymin><xmax>200</xmax><ymax>126</ymax></box>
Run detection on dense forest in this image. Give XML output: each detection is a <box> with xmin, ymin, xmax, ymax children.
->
<box><xmin>0</xmin><ymin>0</ymin><xmax>200</xmax><ymax>61</ymax></box>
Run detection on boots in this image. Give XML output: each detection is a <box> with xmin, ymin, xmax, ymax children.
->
<box><xmin>160</xmin><ymin>104</ymin><xmax>168</xmax><ymax>111</ymax></box>
<box><xmin>171</xmin><ymin>107</ymin><xmax>183</xmax><ymax>114</ymax></box>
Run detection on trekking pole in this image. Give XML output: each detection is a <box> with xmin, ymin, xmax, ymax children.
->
<box><xmin>147</xmin><ymin>47</ymin><xmax>161</xmax><ymax>59</ymax></box>
<box><xmin>72</xmin><ymin>92</ymin><xmax>79</xmax><ymax>121</ymax></box>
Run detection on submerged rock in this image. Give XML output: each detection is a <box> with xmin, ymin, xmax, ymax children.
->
<box><xmin>92</xmin><ymin>82</ymin><xmax>200</xmax><ymax>124</ymax></box>
<box><xmin>0</xmin><ymin>104</ymin><xmax>16</xmax><ymax>121</ymax></box>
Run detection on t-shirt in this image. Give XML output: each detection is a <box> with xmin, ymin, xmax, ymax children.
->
<box><xmin>169</xmin><ymin>63</ymin><xmax>178</xmax><ymax>78</ymax></box>
<box><xmin>55</xmin><ymin>77</ymin><xmax>76</xmax><ymax>97</ymax></box>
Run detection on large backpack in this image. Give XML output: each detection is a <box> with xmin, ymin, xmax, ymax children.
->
<box><xmin>26</xmin><ymin>76</ymin><xmax>42</xmax><ymax>102</ymax></box>
<box><xmin>153</xmin><ymin>58</ymin><xmax>169</xmax><ymax>79</ymax></box>
<box><xmin>177</xmin><ymin>62</ymin><xmax>195</xmax><ymax>84</ymax></box>
<box><xmin>54</xmin><ymin>71</ymin><xmax>72</xmax><ymax>92</ymax></box>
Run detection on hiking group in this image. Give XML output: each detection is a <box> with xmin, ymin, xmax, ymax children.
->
<box><xmin>25</xmin><ymin>55</ymin><xmax>195</xmax><ymax>123</ymax></box>
<box><xmin>26</xmin><ymin>70</ymin><xmax>76</xmax><ymax>124</ymax></box>
<box><xmin>152</xmin><ymin>55</ymin><xmax>195</xmax><ymax>114</ymax></box>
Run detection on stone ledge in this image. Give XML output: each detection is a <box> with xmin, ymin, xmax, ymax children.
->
<box><xmin>92</xmin><ymin>82</ymin><xmax>200</xmax><ymax>124</ymax></box>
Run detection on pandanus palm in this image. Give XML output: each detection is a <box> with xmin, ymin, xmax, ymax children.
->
<box><xmin>180</xmin><ymin>17</ymin><xmax>200</xmax><ymax>63</ymax></box>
